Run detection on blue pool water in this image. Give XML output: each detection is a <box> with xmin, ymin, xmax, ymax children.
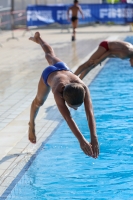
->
<box><xmin>4</xmin><ymin>36</ymin><xmax>133</xmax><ymax>200</ymax></box>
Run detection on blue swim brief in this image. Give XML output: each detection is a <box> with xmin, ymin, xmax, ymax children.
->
<box><xmin>42</xmin><ymin>62</ymin><xmax>71</xmax><ymax>86</ymax></box>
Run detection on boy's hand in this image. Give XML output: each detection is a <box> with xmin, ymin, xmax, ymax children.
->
<box><xmin>91</xmin><ymin>137</ymin><xmax>99</xmax><ymax>158</ymax></box>
<box><xmin>80</xmin><ymin>139</ymin><xmax>93</xmax><ymax>157</ymax></box>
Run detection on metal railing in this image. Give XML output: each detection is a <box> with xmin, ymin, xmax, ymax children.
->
<box><xmin>0</xmin><ymin>10</ymin><xmax>26</xmax><ymax>30</ymax></box>
<box><xmin>0</xmin><ymin>9</ymin><xmax>31</xmax><ymax>45</ymax></box>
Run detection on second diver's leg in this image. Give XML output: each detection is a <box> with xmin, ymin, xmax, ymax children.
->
<box><xmin>28</xmin><ymin>77</ymin><xmax>50</xmax><ymax>143</ymax></box>
<box><xmin>79</xmin><ymin>65</ymin><xmax>96</xmax><ymax>80</ymax></box>
<box><xmin>29</xmin><ymin>32</ymin><xmax>62</xmax><ymax>66</ymax></box>
<box><xmin>74</xmin><ymin>46</ymin><xmax>107</xmax><ymax>76</ymax></box>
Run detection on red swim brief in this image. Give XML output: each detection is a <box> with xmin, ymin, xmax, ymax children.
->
<box><xmin>99</xmin><ymin>41</ymin><xmax>109</xmax><ymax>51</ymax></box>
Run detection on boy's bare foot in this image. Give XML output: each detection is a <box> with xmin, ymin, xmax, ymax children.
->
<box><xmin>29</xmin><ymin>32</ymin><xmax>40</xmax><ymax>44</ymax></box>
<box><xmin>72</xmin><ymin>35</ymin><xmax>75</xmax><ymax>41</ymax></box>
<box><xmin>28</xmin><ymin>122</ymin><xmax>36</xmax><ymax>143</ymax></box>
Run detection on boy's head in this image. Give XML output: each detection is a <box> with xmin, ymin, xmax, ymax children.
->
<box><xmin>63</xmin><ymin>83</ymin><xmax>85</xmax><ymax>109</ymax></box>
<box><xmin>74</xmin><ymin>0</ymin><xmax>78</xmax><ymax>4</ymax></box>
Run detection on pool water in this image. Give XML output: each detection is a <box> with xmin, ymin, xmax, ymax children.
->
<box><xmin>4</xmin><ymin>36</ymin><xmax>133</xmax><ymax>200</ymax></box>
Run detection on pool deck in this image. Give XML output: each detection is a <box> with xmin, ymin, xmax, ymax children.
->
<box><xmin>0</xmin><ymin>24</ymin><xmax>132</xmax><ymax>197</ymax></box>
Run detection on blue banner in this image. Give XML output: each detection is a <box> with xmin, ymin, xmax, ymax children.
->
<box><xmin>27</xmin><ymin>4</ymin><xmax>133</xmax><ymax>26</ymax></box>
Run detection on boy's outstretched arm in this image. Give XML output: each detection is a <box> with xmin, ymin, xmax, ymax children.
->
<box><xmin>78</xmin><ymin>6</ymin><xmax>84</xmax><ymax>19</ymax></box>
<box><xmin>54</xmin><ymin>93</ymin><xmax>94</xmax><ymax>157</ymax></box>
<box><xmin>67</xmin><ymin>7</ymin><xmax>71</xmax><ymax>21</ymax></box>
<box><xmin>84</xmin><ymin>86</ymin><xmax>99</xmax><ymax>158</ymax></box>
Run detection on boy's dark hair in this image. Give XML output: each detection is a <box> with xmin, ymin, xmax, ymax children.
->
<box><xmin>63</xmin><ymin>83</ymin><xmax>85</xmax><ymax>106</ymax></box>
<box><xmin>74</xmin><ymin>0</ymin><xmax>78</xmax><ymax>3</ymax></box>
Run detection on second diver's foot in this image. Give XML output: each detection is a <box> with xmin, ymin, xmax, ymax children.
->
<box><xmin>29</xmin><ymin>32</ymin><xmax>40</xmax><ymax>44</ymax></box>
<box><xmin>71</xmin><ymin>36</ymin><xmax>75</xmax><ymax>41</ymax></box>
<box><xmin>28</xmin><ymin>122</ymin><xmax>36</xmax><ymax>144</ymax></box>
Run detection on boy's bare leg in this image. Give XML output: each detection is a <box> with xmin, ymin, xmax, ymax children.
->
<box><xmin>29</xmin><ymin>32</ymin><xmax>62</xmax><ymax>65</ymax></box>
<box><xmin>29</xmin><ymin>32</ymin><xmax>55</xmax><ymax>143</ymax></box>
<box><xmin>72</xmin><ymin>27</ymin><xmax>75</xmax><ymax>41</ymax></box>
<box><xmin>79</xmin><ymin>65</ymin><xmax>96</xmax><ymax>80</ymax></box>
<box><xmin>73</xmin><ymin>28</ymin><xmax>76</xmax><ymax>39</ymax></box>
<box><xmin>29</xmin><ymin>77</ymin><xmax>50</xmax><ymax>143</ymax></box>
<box><xmin>75</xmin><ymin>46</ymin><xmax>106</xmax><ymax>76</ymax></box>
<box><xmin>74</xmin><ymin>60</ymin><xmax>90</xmax><ymax>76</ymax></box>
<box><xmin>72</xmin><ymin>21</ymin><xmax>78</xmax><ymax>41</ymax></box>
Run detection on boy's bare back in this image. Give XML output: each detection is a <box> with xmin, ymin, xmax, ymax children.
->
<box><xmin>70</xmin><ymin>5</ymin><xmax>81</xmax><ymax>17</ymax></box>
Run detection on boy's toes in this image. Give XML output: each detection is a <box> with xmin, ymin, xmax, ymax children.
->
<box><xmin>29</xmin><ymin>37</ymin><xmax>37</xmax><ymax>43</ymax></box>
<box><xmin>31</xmin><ymin>139</ymin><xmax>36</xmax><ymax>143</ymax></box>
<box><xmin>35</xmin><ymin>32</ymin><xmax>40</xmax><ymax>37</ymax></box>
<box><xmin>29</xmin><ymin>37</ymin><xmax>33</xmax><ymax>40</ymax></box>
<box><xmin>29</xmin><ymin>137</ymin><xmax>36</xmax><ymax>143</ymax></box>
